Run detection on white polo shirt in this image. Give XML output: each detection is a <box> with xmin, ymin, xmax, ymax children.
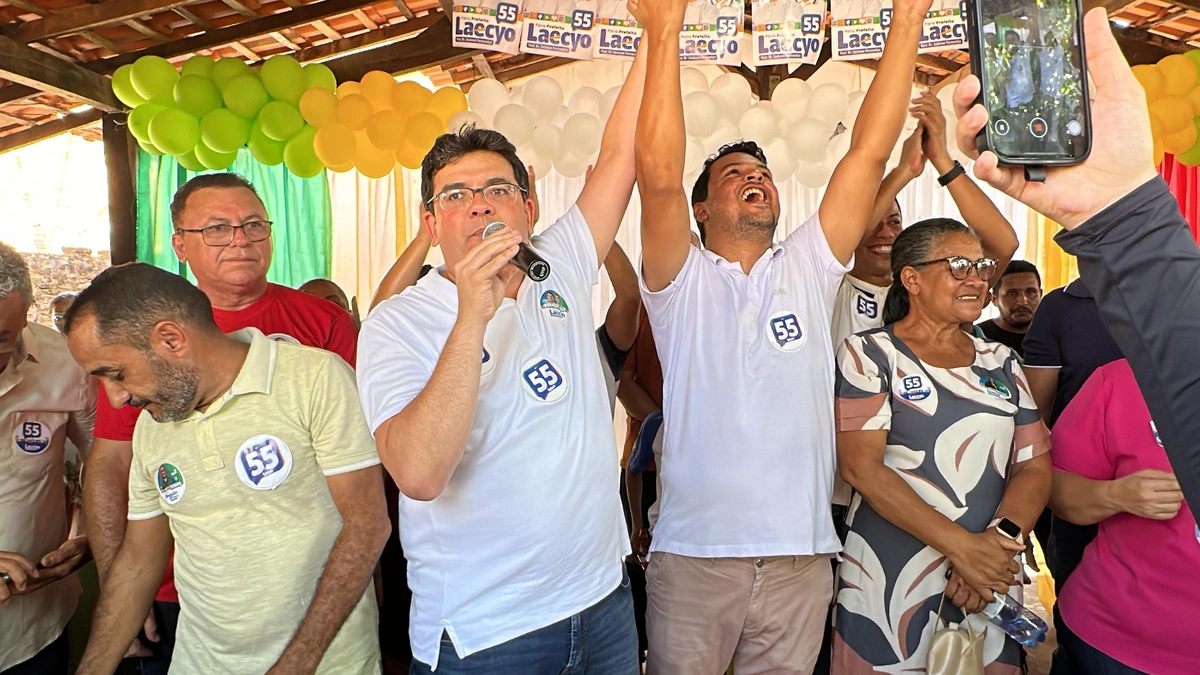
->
<box><xmin>641</xmin><ymin>213</ymin><xmax>849</xmax><ymax>558</ymax></box>
<box><xmin>357</xmin><ymin>205</ymin><xmax>628</xmax><ymax>670</ymax></box>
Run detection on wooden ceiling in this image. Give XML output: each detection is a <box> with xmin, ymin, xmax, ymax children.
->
<box><xmin>0</xmin><ymin>0</ymin><xmax>1187</xmax><ymax>153</ymax></box>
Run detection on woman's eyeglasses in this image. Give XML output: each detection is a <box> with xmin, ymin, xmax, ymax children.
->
<box><xmin>913</xmin><ymin>256</ymin><xmax>998</xmax><ymax>282</ymax></box>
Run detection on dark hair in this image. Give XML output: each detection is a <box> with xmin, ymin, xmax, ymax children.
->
<box><xmin>170</xmin><ymin>173</ymin><xmax>263</xmax><ymax>229</ymax></box>
<box><xmin>50</xmin><ymin>292</ymin><xmax>77</xmax><ymax>307</ymax></box>
<box><xmin>689</xmin><ymin>141</ymin><xmax>769</xmax><ymax>245</ymax></box>
<box><xmin>420</xmin><ymin>124</ymin><xmax>530</xmax><ymax>213</ymax></box>
<box><xmin>992</xmin><ymin>259</ymin><xmax>1041</xmax><ymax>293</ymax></box>
<box><xmin>64</xmin><ymin>263</ymin><xmax>218</xmax><ymax>348</ymax></box>
<box><xmin>418</xmin><ymin>264</ymin><xmax>434</xmax><ymax>280</ymax></box>
<box><xmin>882</xmin><ymin>218</ymin><xmax>975</xmax><ymax>324</ymax></box>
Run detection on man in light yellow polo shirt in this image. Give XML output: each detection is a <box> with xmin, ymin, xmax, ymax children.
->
<box><xmin>0</xmin><ymin>242</ymin><xmax>95</xmax><ymax>675</ymax></box>
<box><xmin>64</xmin><ymin>263</ymin><xmax>390</xmax><ymax>675</ymax></box>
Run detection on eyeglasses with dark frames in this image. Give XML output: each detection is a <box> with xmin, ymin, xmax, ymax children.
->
<box><xmin>912</xmin><ymin>256</ymin><xmax>998</xmax><ymax>282</ymax></box>
<box><xmin>175</xmin><ymin>221</ymin><xmax>273</xmax><ymax>247</ymax></box>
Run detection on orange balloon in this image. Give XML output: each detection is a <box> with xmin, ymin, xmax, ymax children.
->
<box><xmin>355</xmin><ymin>130</ymin><xmax>396</xmax><ymax>179</ymax></box>
<box><xmin>1158</xmin><ymin>54</ymin><xmax>1199</xmax><ymax>97</ymax></box>
<box><xmin>393</xmin><ymin>81</ymin><xmax>433</xmax><ymax>113</ymax></box>
<box><xmin>361</xmin><ymin>71</ymin><xmax>397</xmax><ymax>111</ymax></box>
<box><xmin>336</xmin><ymin>81</ymin><xmax>362</xmax><ymax>98</ymax></box>
<box><xmin>299</xmin><ymin>88</ymin><xmax>338</xmax><ymax>128</ymax></box>
<box><xmin>1149</xmin><ymin>96</ymin><xmax>1193</xmax><ymax>134</ymax></box>
<box><xmin>1163</xmin><ymin>121</ymin><xmax>1199</xmax><ymax>155</ymax></box>
<box><xmin>1154</xmin><ymin>137</ymin><xmax>1165</xmax><ymax>166</ymax></box>
<box><xmin>428</xmin><ymin>86</ymin><xmax>468</xmax><ymax>123</ymax></box>
<box><xmin>1150</xmin><ymin>111</ymin><xmax>1164</xmax><ymax>141</ymax></box>
<box><xmin>395</xmin><ymin>140</ymin><xmax>426</xmax><ymax>170</ymax></box>
<box><xmin>1133</xmin><ymin>64</ymin><xmax>1165</xmax><ymax>103</ymax></box>
<box><xmin>366</xmin><ymin>110</ymin><xmax>408</xmax><ymax>151</ymax></box>
<box><xmin>337</xmin><ymin>94</ymin><xmax>373</xmax><ymax>130</ymax></box>
<box><xmin>313</xmin><ymin>123</ymin><xmax>357</xmax><ymax>168</ymax></box>
<box><xmin>329</xmin><ymin>159</ymin><xmax>357</xmax><ymax>173</ymax></box>
<box><xmin>405</xmin><ymin>111</ymin><xmax>444</xmax><ymax>151</ymax></box>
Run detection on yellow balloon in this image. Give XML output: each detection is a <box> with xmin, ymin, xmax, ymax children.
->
<box><xmin>1158</xmin><ymin>55</ymin><xmax>1199</xmax><ymax>97</ymax></box>
<box><xmin>355</xmin><ymin>130</ymin><xmax>397</xmax><ymax>179</ymax></box>
<box><xmin>313</xmin><ymin>123</ymin><xmax>357</xmax><ymax>168</ymax></box>
<box><xmin>1154</xmin><ymin>137</ymin><xmax>1165</xmax><ymax>166</ymax></box>
<box><xmin>299</xmin><ymin>88</ymin><xmax>339</xmax><ymax>128</ymax></box>
<box><xmin>395</xmin><ymin>140</ymin><xmax>426</xmax><ymax>170</ymax></box>
<box><xmin>428</xmin><ymin>87</ymin><xmax>468</xmax><ymax>123</ymax></box>
<box><xmin>337</xmin><ymin>94</ymin><xmax>374</xmax><ymax>130</ymax></box>
<box><xmin>361</xmin><ymin>71</ymin><xmax>397</xmax><ymax>112</ymax></box>
<box><xmin>393</xmin><ymin>81</ymin><xmax>433</xmax><ymax>113</ymax></box>
<box><xmin>1150</xmin><ymin>112</ymin><xmax>1164</xmax><ymax>141</ymax></box>
<box><xmin>1163</xmin><ymin>121</ymin><xmax>1199</xmax><ymax>155</ymax></box>
<box><xmin>1149</xmin><ymin>96</ymin><xmax>1193</xmax><ymax>134</ymax></box>
<box><xmin>1133</xmin><ymin>64</ymin><xmax>1165</xmax><ymax>103</ymax></box>
<box><xmin>406</xmin><ymin>112</ymin><xmax>444</xmax><ymax>151</ymax></box>
<box><xmin>329</xmin><ymin>160</ymin><xmax>357</xmax><ymax>173</ymax></box>
<box><xmin>337</xmin><ymin>81</ymin><xmax>363</xmax><ymax>98</ymax></box>
<box><xmin>366</xmin><ymin>110</ymin><xmax>408</xmax><ymax>151</ymax></box>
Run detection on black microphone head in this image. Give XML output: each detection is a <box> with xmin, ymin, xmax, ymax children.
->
<box><xmin>527</xmin><ymin>259</ymin><xmax>550</xmax><ymax>282</ymax></box>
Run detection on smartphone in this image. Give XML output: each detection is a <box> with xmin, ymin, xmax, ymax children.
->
<box><xmin>965</xmin><ymin>0</ymin><xmax>1091</xmax><ymax>167</ymax></box>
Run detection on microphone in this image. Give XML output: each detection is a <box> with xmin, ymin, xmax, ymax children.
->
<box><xmin>483</xmin><ymin>221</ymin><xmax>550</xmax><ymax>282</ymax></box>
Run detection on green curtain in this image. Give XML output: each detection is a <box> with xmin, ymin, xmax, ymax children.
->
<box><xmin>135</xmin><ymin>148</ymin><xmax>333</xmax><ymax>287</ymax></box>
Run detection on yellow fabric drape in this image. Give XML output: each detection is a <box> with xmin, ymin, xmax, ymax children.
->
<box><xmin>393</xmin><ymin>167</ymin><xmax>409</xmax><ymax>256</ymax></box>
<box><xmin>1025</xmin><ymin>211</ymin><xmax>1079</xmax><ymax>290</ymax></box>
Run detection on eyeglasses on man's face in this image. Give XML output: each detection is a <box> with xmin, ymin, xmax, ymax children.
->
<box><xmin>913</xmin><ymin>256</ymin><xmax>998</xmax><ymax>282</ymax></box>
<box><xmin>175</xmin><ymin>221</ymin><xmax>273</xmax><ymax>247</ymax></box>
<box><xmin>427</xmin><ymin>183</ymin><xmax>526</xmax><ymax>213</ymax></box>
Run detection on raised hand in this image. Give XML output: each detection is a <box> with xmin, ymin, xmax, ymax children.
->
<box><xmin>899</xmin><ymin>122</ymin><xmax>927</xmax><ymax>180</ymax></box>
<box><xmin>630</xmin><ymin>0</ymin><xmax>687</xmax><ymax>34</ymax></box>
<box><xmin>952</xmin><ymin>8</ymin><xmax>1158</xmax><ymax>229</ymax></box>
<box><xmin>911</xmin><ymin>92</ymin><xmax>953</xmax><ymax>173</ymax></box>
<box><xmin>453</xmin><ymin>228</ymin><xmax>521</xmax><ymax>327</ymax></box>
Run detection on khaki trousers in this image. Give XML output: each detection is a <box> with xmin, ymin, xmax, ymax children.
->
<box><xmin>646</xmin><ymin>552</ymin><xmax>834</xmax><ymax>675</ymax></box>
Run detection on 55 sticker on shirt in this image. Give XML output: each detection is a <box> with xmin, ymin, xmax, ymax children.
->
<box><xmin>767</xmin><ymin>311</ymin><xmax>807</xmax><ymax>352</ymax></box>
<box><xmin>236</xmin><ymin>435</ymin><xmax>294</xmax><ymax>490</ymax></box>
<box><xmin>521</xmin><ymin>358</ymin><xmax>568</xmax><ymax>402</ymax></box>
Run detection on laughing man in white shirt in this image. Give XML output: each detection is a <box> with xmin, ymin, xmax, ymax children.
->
<box><xmin>633</xmin><ymin>0</ymin><xmax>933</xmax><ymax>672</ymax></box>
<box><xmin>356</xmin><ymin>45</ymin><xmax>647</xmax><ymax>675</ymax></box>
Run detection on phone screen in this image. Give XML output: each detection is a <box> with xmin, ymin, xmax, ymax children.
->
<box><xmin>974</xmin><ymin>0</ymin><xmax>1090</xmax><ymax>163</ymax></box>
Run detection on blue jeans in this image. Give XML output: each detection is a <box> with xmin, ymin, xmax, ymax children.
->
<box><xmin>410</xmin><ymin>573</ymin><xmax>639</xmax><ymax>675</ymax></box>
<box><xmin>1059</xmin><ymin>624</ymin><xmax>1147</xmax><ymax>675</ymax></box>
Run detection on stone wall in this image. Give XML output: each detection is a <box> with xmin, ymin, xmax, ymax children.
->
<box><xmin>21</xmin><ymin>248</ymin><xmax>110</xmax><ymax>328</ymax></box>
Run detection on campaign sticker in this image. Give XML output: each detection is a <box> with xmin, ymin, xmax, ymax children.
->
<box><xmin>15</xmin><ymin>420</ymin><xmax>50</xmax><ymax>454</ymax></box>
<box><xmin>855</xmin><ymin>292</ymin><xmax>878</xmax><ymax>319</ymax></box>
<box><xmin>981</xmin><ymin>375</ymin><xmax>1011</xmax><ymax>399</ymax></box>
<box><xmin>1151</xmin><ymin>421</ymin><xmax>1163</xmax><ymax>447</ymax></box>
<box><xmin>767</xmin><ymin>311</ymin><xmax>806</xmax><ymax>352</ymax></box>
<box><xmin>540</xmin><ymin>290</ymin><xmax>570</xmax><ymax>321</ymax></box>
<box><xmin>898</xmin><ymin>375</ymin><xmax>931</xmax><ymax>402</ymax></box>
<box><xmin>521</xmin><ymin>357</ymin><xmax>568</xmax><ymax>402</ymax></box>
<box><xmin>481</xmin><ymin>342</ymin><xmax>497</xmax><ymax>377</ymax></box>
<box><xmin>157</xmin><ymin>463</ymin><xmax>186</xmax><ymax>505</ymax></box>
<box><xmin>235</xmin><ymin>435</ymin><xmax>293</xmax><ymax>491</ymax></box>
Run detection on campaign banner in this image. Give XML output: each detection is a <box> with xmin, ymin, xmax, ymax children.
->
<box><xmin>679</xmin><ymin>0</ymin><xmax>743</xmax><ymax>67</ymax></box>
<box><xmin>594</xmin><ymin>0</ymin><xmax>641</xmax><ymax>59</ymax></box>
<box><xmin>918</xmin><ymin>0</ymin><xmax>967</xmax><ymax>53</ymax></box>
<box><xmin>752</xmin><ymin>0</ymin><xmax>827</xmax><ymax>67</ymax></box>
<box><xmin>452</xmin><ymin>0</ymin><xmax>524</xmax><ymax>55</ymax></box>
<box><xmin>830</xmin><ymin>0</ymin><xmax>888</xmax><ymax>61</ymax></box>
<box><xmin>521</xmin><ymin>0</ymin><xmax>598</xmax><ymax>59</ymax></box>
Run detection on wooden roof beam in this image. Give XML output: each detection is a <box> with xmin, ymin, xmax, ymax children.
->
<box><xmin>173</xmin><ymin>5</ymin><xmax>216</xmax><ymax>31</ymax></box>
<box><xmin>10</xmin><ymin>0</ymin><xmax>198</xmax><ymax>44</ymax></box>
<box><xmin>0</xmin><ymin>82</ymin><xmax>42</xmax><ymax>107</ymax></box>
<box><xmin>0</xmin><ymin>34</ymin><xmax>121</xmax><ymax>110</ymax></box>
<box><xmin>0</xmin><ymin>106</ymin><xmax>102</xmax><ymax>153</ymax></box>
<box><xmin>324</xmin><ymin>16</ymin><xmax>479</xmax><ymax>81</ymax></box>
<box><xmin>219</xmin><ymin>0</ymin><xmax>260</xmax><ymax>19</ymax></box>
<box><xmin>295</xmin><ymin>10</ymin><xmax>441</xmax><ymax>62</ymax></box>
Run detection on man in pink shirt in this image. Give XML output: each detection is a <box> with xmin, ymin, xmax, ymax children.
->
<box><xmin>1050</xmin><ymin>358</ymin><xmax>1199</xmax><ymax>675</ymax></box>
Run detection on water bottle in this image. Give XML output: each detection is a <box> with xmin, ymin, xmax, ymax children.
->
<box><xmin>982</xmin><ymin>593</ymin><xmax>1048</xmax><ymax>647</ymax></box>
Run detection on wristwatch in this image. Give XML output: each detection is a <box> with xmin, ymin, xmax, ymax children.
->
<box><xmin>990</xmin><ymin>517</ymin><xmax>1025</xmax><ymax>545</ymax></box>
<box><xmin>937</xmin><ymin>160</ymin><xmax>966</xmax><ymax>187</ymax></box>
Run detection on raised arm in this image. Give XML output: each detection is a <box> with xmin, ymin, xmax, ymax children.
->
<box><xmin>576</xmin><ymin>38</ymin><xmax>647</xmax><ymax>264</ymax></box>
<box><xmin>76</xmin><ymin>516</ymin><xmax>173</xmax><ymax>675</ymax></box>
<box><xmin>369</xmin><ymin>225</ymin><xmax>431</xmax><ymax>311</ymax></box>
<box><xmin>865</xmin><ymin>125</ymin><xmax>926</xmax><ymax>232</ymax></box>
<box><xmin>635</xmin><ymin>0</ymin><xmax>693</xmax><ymax>292</ymax></box>
<box><xmin>913</xmin><ymin>93</ymin><xmax>1018</xmax><ymax>268</ymax></box>
<box><xmin>602</xmin><ymin>242</ymin><xmax>641</xmax><ymax>350</ymax></box>
<box><xmin>820</xmin><ymin>0</ymin><xmax>932</xmax><ymax>264</ymax></box>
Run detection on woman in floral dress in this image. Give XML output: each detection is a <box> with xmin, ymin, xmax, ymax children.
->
<box><xmin>831</xmin><ymin>219</ymin><xmax>1051</xmax><ymax>674</ymax></box>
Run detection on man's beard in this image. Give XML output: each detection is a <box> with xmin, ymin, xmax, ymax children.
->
<box><xmin>133</xmin><ymin>354</ymin><xmax>200</xmax><ymax>423</ymax></box>
<box><xmin>732</xmin><ymin>210</ymin><xmax>778</xmax><ymax>240</ymax></box>
<box><xmin>1005</xmin><ymin>311</ymin><xmax>1033</xmax><ymax>329</ymax></box>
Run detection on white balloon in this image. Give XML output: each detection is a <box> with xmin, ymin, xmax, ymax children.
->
<box><xmin>795</xmin><ymin>158</ymin><xmax>834</xmax><ymax>188</ymax></box>
<box><xmin>516</xmin><ymin>143</ymin><xmax>551</xmax><ymax>181</ymax></box>
<box><xmin>807</xmin><ymin>83</ymin><xmax>849</xmax><ymax>125</ymax></box>
<box><xmin>683</xmin><ymin>91</ymin><xmax>720</xmax><ymax>138</ymax></box>
<box><xmin>684</xmin><ymin>138</ymin><xmax>706</xmax><ymax>175</ymax></box>
<box><xmin>787</xmin><ymin>118</ymin><xmax>832</xmax><ymax>162</ymax></box>
<box><xmin>710</xmin><ymin>72</ymin><xmax>752</xmax><ymax>123</ymax></box>
<box><xmin>532</xmin><ymin>123</ymin><xmax>564</xmax><ymax>161</ymax></box>
<box><xmin>522</xmin><ymin>76</ymin><xmax>565</xmax><ymax>124</ymax></box>
<box><xmin>563</xmin><ymin>113</ymin><xmax>601</xmax><ymax>158</ymax></box>
<box><xmin>492</xmin><ymin>104</ymin><xmax>536</xmax><ymax>146</ymax></box>
<box><xmin>772</xmin><ymin>78</ymin><xmax>812</xmax><ymax>122</ymax></box>
<box><xmin>446</xmin><ymin>110</ymin><xmax>485</xmax><ymax>133</ymax></box>
<box><xmin>554</xmin><ymin>151</ymin><xmax>588</xmax><ymax>178</ymax></box>
<box><xmin>703</xmin><ymin>119</ymin><xmax>739</xmax><ymax>155</ymax></box>
<box><xmin>739</xmin><ymin>102</ymin><xmax>781</xmax><ymax>145</ymax></box>
<box><xmin>684</xmin><ymin>170</ymin><xmax>701</xmax><ymax>193</ymax></box>
<box><xmin>567</xmin><ymin>86</ymin><xmax>602</xmax><ymax>118</ymax></box>
<box><xmin>765</xmin><ymin>138</ymin><xmax>794</xmax><ymax>181</ymax></box>
<box><xmin>552</xmin><ymin>105</ymin><xmax>570</xmax><ymax>127</ymax></box>
<box><xmin>467</xmin><ymin>78</ymin><xmax>510</xmax><ymax>122</ymax></box>
<box><xmin>599</xmin><ymin>86</ymin><xmax>621</xmax><ymax>121</ymax></box>
<box><xmin>681</xmin><ymin>67</ymin><xmax>710</xmax><ymax>95</ymax></box>
<box><xmin>843</xmin><ymin>91</ymin><xmax>866</xmax><ymax>129</ymax></box>
<box><xmin>828</xmin><ymin>131</ymin><xmax>852</xmax><ymax>164</ymax></box>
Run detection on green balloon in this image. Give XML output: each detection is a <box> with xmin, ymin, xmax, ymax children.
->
<box><xmin>223</xmin><ymin>74</ymin><xmax>269</xmax><ymax>119</ymax></box>
<box><xmin>1185</xmin><ymin>50</ymin><xmax>1200</xmax><ymax>70</ymax></box>
<box><xmin>283</xmin><ymin>125</ymin><xmax>322</xmax><ymax>178</ymax></box>
<box><xmin>200</xmin><ymin>109</ymin><xmax>250</xmax><ymax>154</ymax></box>
<box><xmin>258</xmin><ymin>101</ymin><xmax>304</xmax><ymax>141</ymax></box>
<box><xmin>181</xmin><ymin>55</ymin><xmax>216</xmax><ymax>79</ymax></box>
<box><xmin>176</xmin><ymin>150</ymin><xmax>206</xmax><ymax>172</ymax></box>
<box><xmin>1176</xmin><ymin>119</ymin><xmax>1200</xmax><ymax>165</ymax></box>
<box><xmin>112</xmin><ymin>64</ymin><xmax>146</xmax><ymax>108</ymax></box>
<box><xmin>211</xmin><ymin>57</ymin><xmax>252</xmax><ymax>89</ymax></box>
<box><xmin>130</xmin><ymin>55</ymin><xmax>179</xmax><ymax>106</ymax></box>
<box><xmin>303</xmin><ymin>63</ymin><xmax>337</xmax><ymax>92</ymax></box>
<box><xmin>127</xmin><ymin>102</ymin><xmax>166</xmax><ymax>143</ymax></box>
<box><xmin>248</xmin><ymin>119</ymin><xmax>285</xmax><ymax>166</ymax></box>
<box><xmin>138</xmin><ymin>139</ymin><xmax>163</xmax><ymax>156</ymax></box>
<box><xmin>194</xmin><ymin>142</ymin><xmax>238</xmax><ymax>170</ymax></box>
<box><xmin>259</xmin><ymin>54</ymin><xmax>306</xmax><ymax>104</ymax></box>
<box><xmin>148</xmin><ymin>108</ymin><xmax>200</xmax><ymax>156</ymax></box>
<box><xmin>174</xmin><ymin>75</ymin><xmax>223</xmax><ymax>119</ymax></box>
